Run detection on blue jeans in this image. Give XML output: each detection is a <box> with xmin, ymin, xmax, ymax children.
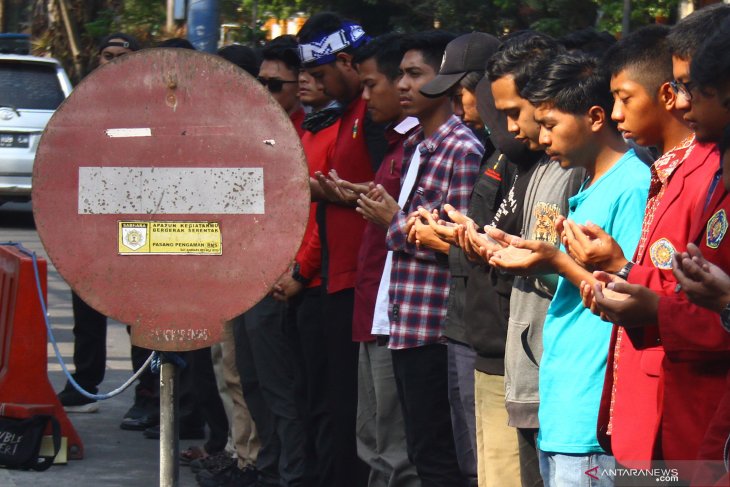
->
<box><xmin>538</xmin><ymin>449</ymin><xmax>615</xmax><ymax>487</ymax></box>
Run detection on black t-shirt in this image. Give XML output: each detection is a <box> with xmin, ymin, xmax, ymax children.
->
<box><xmin>464</xmin><ymin>160</ymin><xmax>540</xmax><ymax>375</ymax></box>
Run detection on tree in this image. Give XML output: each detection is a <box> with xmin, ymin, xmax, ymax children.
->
<box><xmin>594</xmin><ymin>0</ymin><xmax>679</xmax><ymax>35</ymax></box>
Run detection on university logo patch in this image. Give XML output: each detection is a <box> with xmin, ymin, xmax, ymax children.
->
<box><xmin>649</xmin><ymin>238</ymin><xmax>675</xmax><ymax>269</ymax></box>
<box><xmin>706</xmin><ymin>209</ymin><xmax>728</xmax><ymax>249</ymax></box>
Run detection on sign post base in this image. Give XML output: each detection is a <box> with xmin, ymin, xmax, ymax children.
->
<box><xmin>160</xmin><ymin>360</ymin><xmax>179</xmax><ymax>487</ymax></box>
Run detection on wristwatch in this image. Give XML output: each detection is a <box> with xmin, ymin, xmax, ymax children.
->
<box><xmin>721</xmin><ymin>302</ymin><xmax>730</xmax><ymax>333</ymax></box>
<box><xmin>614</xmin><ymin>261</ymin><xmax>634</xmax><ymax>280</ymax></box>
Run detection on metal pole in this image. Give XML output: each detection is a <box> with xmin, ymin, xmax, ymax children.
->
<box><xmin>160</xmin><ymin>361</ymin><xmax>179</xmax><ymax>487</ymax></box>
<box><xmin>622</xmin><ymin>0</ymin><xmax>631</xmax><ymax>36</ymax></box>
<box><xmin>166</xmin><ymin>0</ymin><xmax>175</xmax><ymax>34</ymax></box>
<box><xmin>252</xmin><ymin>0</ymin><xmax>258</xmax><ymax>42</ymax></box>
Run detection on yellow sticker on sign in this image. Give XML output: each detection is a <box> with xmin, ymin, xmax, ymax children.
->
<box><xmin>118</xmin><ymin>221</ymin><xmax>222</xmax><ymax>255</ymax></box>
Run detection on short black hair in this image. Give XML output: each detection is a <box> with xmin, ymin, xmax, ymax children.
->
<box><xmin>352</xmin><ymin>33</ymin><xmax>405</xmax><ymax>81</ymax></box>
<box><xmin>400</xmin><ymin>30</ymin><xmax>457</xmax><ymax>73</ymax></box>
<box><xmin>158</xmin><ymin>37</ymin><xmax>196</xmax><ymax>50</ymax></box>
<box><xmin>560</xmin><ymin>28</ymin><xmax>616</xmax><ymax>57</ymax></box>
<box><xmin>523</xmin><ymin>52</ymin><xmax>613</xmax><ymax>121</ymax></box>
<box><xmin>604</xmin><ymin>25</ymin><xmax>672</xmax><ymax>98</ymax></box>
<box><xmin>298</xmin><ymin>11</ymin><xmax>346</xmax><ymax>44</ymax></box>
<box><xmin>218</xmin><ymin>44</ymin><xmax>261</xmax><ymax>77</ymax></box>
<box><xmin>667</xmin><ymin>3</ymin><xmax>730</xmax><ymax>60</ymax></box>
<box><xmin>487</xmin><ymin>30</ymin><xmax>565</xmax><ymax>96</ymax></box>
<box><xmin>460</xmin><ymin>71</ymin><xmax>484</xmax><ymax>92</ymax></box>
<box><xmin>262</xmin><ymin>35</ymin><xmax>301</xmax><ymax>73</ymax></box>
<box><xmin>691</xmin><ymin>18</ymin><xmax>730</xmax><ymax>92</ymax></box>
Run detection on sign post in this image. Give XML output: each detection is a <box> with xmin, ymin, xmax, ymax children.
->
<box><xmin>160</xmin><ymin>360</ymin><xmax>179</xmax><ymax>487</ymax></box>
<box><xmin>32</xmin><ymin>48</ymin><xmax>310</xmax><ymax>485</ymax></box>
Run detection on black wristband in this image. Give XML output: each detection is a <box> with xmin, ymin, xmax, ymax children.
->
<box><xmin>291</xmin><ymin>263</ymin><xmax>311</xmax><ymax>286</ymax></box>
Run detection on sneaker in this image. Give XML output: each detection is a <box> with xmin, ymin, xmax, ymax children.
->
<box><xmin>189</xmin><ymin>450</ymin><xmax>235</xmax><ymax>474</ymax></box>
<box><xmin>58</xmin><ymin>387</ymin><xmax>99</xmax><ymax>413</ymax></box>
<box><xmin>227</xmin><ymin>465</ymin><xmax>258</xmax><ymax>487</ymax></box>
<box><xmin>197</xmin><ymin>464</ymin><xmax>258</xmax><ymax>487</ymax></box>
<box><xmin>120</xmin><ymin>395</ymin><xmax>159</xmax><ymax>430</ymax></box>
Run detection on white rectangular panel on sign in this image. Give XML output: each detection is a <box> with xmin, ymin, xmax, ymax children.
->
<box><xmin>78</xmin><ymin>167</ymin><xmax>265</xmax><ymax>214</ymax></box>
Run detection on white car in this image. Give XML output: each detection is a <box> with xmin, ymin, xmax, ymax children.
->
<box><xmin>0</xmin><ymin>54</ymin><xmax>72</xmax><ymax>203</ymax></box>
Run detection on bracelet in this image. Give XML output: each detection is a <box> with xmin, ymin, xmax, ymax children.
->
<box><xmin>291</xmin><ymin>263</ymin><xmax>311</xmax><ymax>286</ymax></box>
<box><xmin>614</xmin><ymin>261</ymin><xmax>634</xmax><ymax>280</ymax></box>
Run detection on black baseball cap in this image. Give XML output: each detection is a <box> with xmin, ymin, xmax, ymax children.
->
<box><xmin>98</xmin><ymin>32</ymin><xmax>141</xmax><ymax>53</ymax></box>
<box><xmin>420</xmin><ymin>32</ymin><xmax>500</xmax><ymax>97</ymax></box>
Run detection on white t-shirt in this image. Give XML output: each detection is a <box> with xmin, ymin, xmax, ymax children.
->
<box><xmin>371</xmin><ymin>122</ymin><xmax>421</xmax><ymax>336</ymax></box>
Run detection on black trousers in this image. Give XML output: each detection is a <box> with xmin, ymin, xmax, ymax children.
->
<box><xmin>321</xmin><ymin>288</ymin><xmax>369</xmax><ymax>487</ymax></box>
<box><xmin>287</xmin><ymin>286</ymin><xmax>331</xmax><ymax>487</ymax></box>
<box><xmin>70</xmin><ymin>292</ymin><xmax>156</xmax><ymax>398</ymax></box>
<box><xmin>178</xmin><ymin>347</ymin><xmax>229</xmax><ymax>454</ymax></box>
<box><xmin>234</xmin><ymin>296</ymin><xmax>310</xmax><ymax>487</ymax></box>
<box><xmin>391</xmin><ymin>344</ymin><xmax>465</xmax><ymax>487</ymax></box>
<box><xmin>518</xmin><ymin>428</ymin><xmax>543</xmax><ymax>487</ymax></box>
<box><xmin>70</xmin><ymin>292</ymin><xmax>106</xmax><ymax>392</ymax></box>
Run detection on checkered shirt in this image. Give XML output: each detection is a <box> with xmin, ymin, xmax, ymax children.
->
<box><xmin>634</xmin><ymin>135</ymin><xmax>696</xmax><ymax>261</ymax></box>
<box><xmin>386</xmin><ymin>115</ymin><xmax>483</xmax><ymax>349</ymax></box>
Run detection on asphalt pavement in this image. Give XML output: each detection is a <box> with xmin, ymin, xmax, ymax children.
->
<box><xmin>0</xmin><ymin>202</ymin><xmax>201</xmax><ymax>486</ymax></box>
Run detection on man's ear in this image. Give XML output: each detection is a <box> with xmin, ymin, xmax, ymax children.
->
<box><xmin>588</xmin><ymin>105</ymin><xmax>606</xmax><ymax>132</ymax></box>
<box><xmin>336</xmin><ymin>52</ymin><xmax>354</xmax><ymax>70</ymax></box>
<box><xmin>659</xmin><ymin>81</ymin><xmax>677</xmax><ymax>110</ymax></box>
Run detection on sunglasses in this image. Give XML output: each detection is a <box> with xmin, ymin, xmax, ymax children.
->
<box><xmin>669</xmin><ymin>79</ymin><xmax>695</xmax><ymax>101</ymax></box>
<box><xmin>257</xmin><ymin>77</ymin><xmax>298</xmax><ymax>93</ymax></box>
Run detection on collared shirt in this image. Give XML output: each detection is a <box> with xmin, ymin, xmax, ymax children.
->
<box><xmin>635</xmin><ymin>135</ymin><xmax>695</xmax><ymax>261</ymax></box>
<box><xmin>385</xmin><ymin>115</ymin><xmax>483</xmax><ymax>350</ymax></box>
<box><xmin>609</xmin><ymin>136</ymin><xmax>696</xmax><ymax>435</ymax></box>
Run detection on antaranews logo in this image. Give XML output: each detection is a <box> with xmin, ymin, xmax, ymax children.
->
<box><xmin>585</xmin><ymin>466</ymin><xmax>680</xmax><ymax>484</ymax></box>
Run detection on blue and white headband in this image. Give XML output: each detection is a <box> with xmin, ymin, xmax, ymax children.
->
<box><xmin>298</xmin><ymin>22</ymin><xmax>369</xmax><ymax>67</ymax></box>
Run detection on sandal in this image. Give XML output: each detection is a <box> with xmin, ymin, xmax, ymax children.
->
<box><xmin>180</xmin><ymin>445</ymin><xmax>207</xmax><ymax>465</ymax></box>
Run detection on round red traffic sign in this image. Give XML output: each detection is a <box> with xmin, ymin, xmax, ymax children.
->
<box><xmin>33</xmin><ymin>48</ymin><xmax>310</xmax><ymax>351</ymax></box>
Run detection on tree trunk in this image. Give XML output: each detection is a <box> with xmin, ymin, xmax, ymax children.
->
<box><xmin>57</xmin><ymin>0</ymin><xmax>84</xmax><ymax>80</ymax></box>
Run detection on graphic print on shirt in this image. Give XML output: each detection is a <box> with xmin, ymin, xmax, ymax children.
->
<box><xmin>491</xmin><ymin>174</ymin><xmax>519</xmax><ymax>227</ymax></box>
<box><xmin>532</xmin><ymin>202</ymin><xmax>561</xmax><ymax>245</ymax></box>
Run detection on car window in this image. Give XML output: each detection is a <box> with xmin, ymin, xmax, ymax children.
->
<box><xmin>0</xmin><ymin>62</ymin><xmax>65</xmax><ymax>110</ymax></box>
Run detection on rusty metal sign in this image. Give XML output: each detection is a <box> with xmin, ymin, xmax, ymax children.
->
<box><xmin>32</xmin><ymin>48</ymin><xmax>310</xmax><ymax>351</ymax></box>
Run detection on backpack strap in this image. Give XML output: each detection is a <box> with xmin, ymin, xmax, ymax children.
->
<box><xmin>30</xmin><ymin>415</ymin><xmax>61</xmax><ymax>471</ymax></box>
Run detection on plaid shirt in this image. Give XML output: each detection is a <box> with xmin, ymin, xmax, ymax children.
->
<box><xmin>386</xmin><ymin>115</ymin><xmax>483</xmax><ymax>349</ymax></box>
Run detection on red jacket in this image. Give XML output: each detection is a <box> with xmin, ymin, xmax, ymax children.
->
<box><xmin>658</xmin><ymin>176</ymin><xmax>730</xmax><ymax>472</ymax></box>
<box><xmin>597</xmin><ymin>142</ymin><xmax>724</xmax><ymax>469</ymax></box>
<box><xmin>323</xmin><ymin>97</ymin><xmax>376</xmax><ymax>293</ymax></box>
<box><xmin>297</xmin><ymin>120</ymin><xmax>340</xmax><ymax>286</ymax></box>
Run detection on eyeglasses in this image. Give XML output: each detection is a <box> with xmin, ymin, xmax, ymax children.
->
<box><xmin>670</xmin><ymin>79</ymin><xmax>696</xmax><ymax>101</ymax></box>
<box><xmin>257</xmin><ymin>77</ymin><xmax>298</xmax><ymax>93</ymax></box>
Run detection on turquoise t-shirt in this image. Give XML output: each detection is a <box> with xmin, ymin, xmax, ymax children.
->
<box><xmin>537</xmin><ymin>149</ymin><xmax>650</xmax><ymax>454</ymax></box>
